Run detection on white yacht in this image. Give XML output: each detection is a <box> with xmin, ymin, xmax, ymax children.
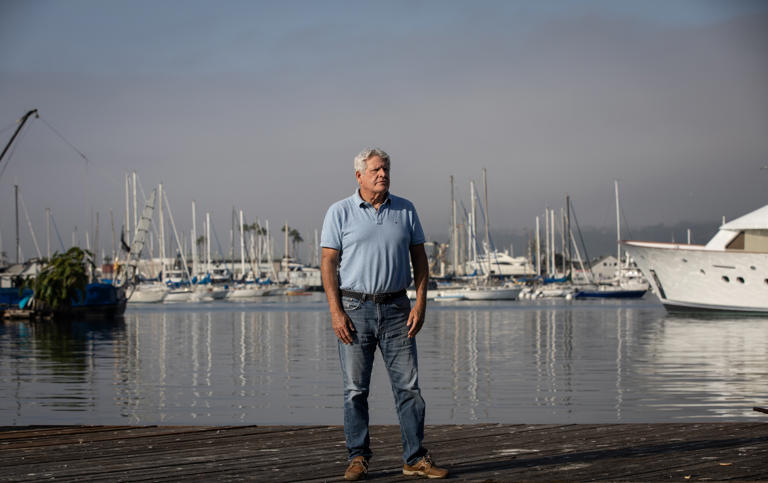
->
<box><xmin>623</xmin><ymin>204</ymin><xmax>768</xmax><ymax>313</ymax></box>
<box><xmin>465</xmin><ymin>250</ymin><xmax>536</xmax><ymax>278</ymax></box>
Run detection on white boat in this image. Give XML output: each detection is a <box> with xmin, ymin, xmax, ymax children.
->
<box><xmin>460</xmin><ymin>285</ymin><xmax>522</xmax><ymax>301</ymax></box>
<box><xmin>162</xmin><ymin>269</ymin><xmax>194</xmax><ymax>303</ymax></box>
<box><xmin>164</xmin><ymin>287</ymin><xmax>193</xmax><ymax>303</ymax></box>
<box><xmin>623</xmin><ymin>203</ymin><xmax>768</xmax><ymax>313</ymax></box>
<box><xmin>534</xmin><ymin>284</ymin><xmax>577</xmax><ymax>298</ymax></box>
<box><xmin>466</xmin><ymin>249</ymin><xmax>536</xmax><ymax>278</ymax></box>
<box><xmin>191</xmin><ymin>283</ymin><xmax>228</xmax><ymax>302</ymax></box>
<box><xmin>127</xmin><ymin>282</ymin><xmax>167</xmax><ymax>303</ymax></box>
<box><xmin>227</xmin><ymin>284</ymin><xmax>265</xmax><ymax>299</ymax></box>
<box><xmin>437</xmin><ymin>284</ymin><xmax>522</xmax><ymax>301</ymax></box>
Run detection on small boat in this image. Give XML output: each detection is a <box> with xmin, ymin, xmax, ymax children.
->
<box><xmin>127</xmin><ymin>281</ymin><xmax>167</xmax><ymax>303</ymax></box>
<box><xmin>534</xmin><ymin>284</ymin><xmax>578</xmax><ymax>298</ymax></box>
<box><xmin>460</xmin><ymin>285</ymin><xmax>522</xmax><ymax>300</ymax></box>
<box><xmin>227</xmin><ymin>283</ymin><xmax>265</xmax><ymax>299</ymax></box>
<box><xmin>433</xmin><ymin>293</ymin><xmax>467</xmax><ymax>302</ymax></box>
<box><xmin>437</xmin><ymin>284</ymin><xmax>522</xmax><ymax>301</ymax></box>
<box><xmin>284</xmin><ymin>285</ymin><xmax>308</xmax><ymax>296</ymax></box>
<box><xmin>574</xmin><ymin>285</ymin><xmax>647</xmax><ymax>299</ymax></box>
<box><xmin>191</xmin><ymin>283</ymin><xmax>228</xmax><ymax>302</ymax></box>
<box><xmin>164</xmin><ymin>286</ymin><xmax>193</xmax><ymax>303</ymax></box>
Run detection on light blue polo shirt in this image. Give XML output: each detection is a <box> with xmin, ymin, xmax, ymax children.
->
<box><xmin>321</xmin><ymin>190</ymin><xmax>426</xmax><ymax>294</ymax></box>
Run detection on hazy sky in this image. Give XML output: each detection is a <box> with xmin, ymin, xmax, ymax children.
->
<box><xmin>1</xmin><ymin>0</ymin><xmax>767</xmax><ymax>261</ymax></box>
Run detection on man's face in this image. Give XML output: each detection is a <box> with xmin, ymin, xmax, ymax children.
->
<box><xmin>356</xmin><ymin>155</ymin><xmax>390</xmax><ymax>196</ymax></box>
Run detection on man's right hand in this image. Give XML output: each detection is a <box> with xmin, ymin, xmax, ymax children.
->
<box><xmin>331</xmin><ymin>310</ymin><xmax>356</xmax><ymax>344</ymax></box>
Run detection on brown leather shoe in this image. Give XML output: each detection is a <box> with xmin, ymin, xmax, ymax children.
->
<box><xmin>344</xmin><ymin>456</ymin><xmax>369</xmax><ymax>481</ymax></box>
<box><xmin>402</xmin><ymin>454</ymin><xmax>448</xmax><ymax>479</ymax></box>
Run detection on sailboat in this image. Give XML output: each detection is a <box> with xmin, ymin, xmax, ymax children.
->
<box><xmin>127</xmin><ymin>181</ymin><xmax>167</xmax><ymax>303</ymax></box>
<box><xmin>575</xmin><ymin>181</ymin><xmax>648</xmax><ymax>299</ymax></box>
<box><xmin>452</xmin><ymin>170</ymin><xmax>521</xmax><ymax>301</ymax></box>
<box><xmin>228</xmin><ymin>209</ymin><xmax>266</xmax><ymax>299</ymax></box>
<box><xmin>190</xmin><ymin>212</ymin><xmax>228</xmax><ymax>301</ymax></box>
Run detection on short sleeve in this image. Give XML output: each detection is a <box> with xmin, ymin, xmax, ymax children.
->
<box><xmin>320</xmin><ymin>203</ymin><xmax>342</xmax><ymax>250</ymax></box>
<box><xmin>410</xmin><ymin>206</ymin><xmax>426</xmax><ymax>246</ymax></box>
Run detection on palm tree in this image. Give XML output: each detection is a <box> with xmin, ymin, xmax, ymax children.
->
<box><xmin>290</xmin><ymin>228</ymin><xmax>303</xmax><ymax>260</ymax></box>
<box><xmin>280</xmin><ymin>225</ymin><xmax>303</xmax><ymax>260</ymax></box>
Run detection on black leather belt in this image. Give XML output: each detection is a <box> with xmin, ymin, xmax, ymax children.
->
<box><xmin>340</xmin><ymin>289</ymin><xmax>407</xmax><ymax>304</ymax></box>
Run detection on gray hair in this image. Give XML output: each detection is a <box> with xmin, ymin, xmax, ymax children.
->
<box><xmin>354</xmin><ymin>148</ymin><xmax>390</xmax><ymax>174</ymax></box>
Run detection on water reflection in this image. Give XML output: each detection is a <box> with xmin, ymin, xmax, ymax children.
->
<box><xmin>0</xmin><ymin>319</ymin><xmax>125</xmax><ymax>422</ymax></box>
<box><xmin>1</xmin><ymin>299</ymin><xmax>767</xmax><ymax>425</ymax></box>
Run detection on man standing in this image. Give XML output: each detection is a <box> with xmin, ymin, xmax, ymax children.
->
<box><xmin>321</xmin><ymin>148</ymin><xmax>448</xmax><ymax>480</ymax></box>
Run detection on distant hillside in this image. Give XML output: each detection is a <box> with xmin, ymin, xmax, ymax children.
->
<box><xmin>426</xmin><ymin>220</ymin><xmax>721</xmax><ymax>261</ymax></box>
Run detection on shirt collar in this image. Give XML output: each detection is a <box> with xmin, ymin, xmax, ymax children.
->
<box><xmin>354</xmin><ymin>189</ymin><xmax>390</xmax><ymax>208</ymax></box>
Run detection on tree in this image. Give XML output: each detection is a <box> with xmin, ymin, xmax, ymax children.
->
<box><xmin>281</xmin><ymin>225</ymin><xmax>303</xmax><ymax>259</ymax></box>
<box><xmin>23</xmin><ymin>247</ymin><xmax>94</xmax><ymax>311</ymax></box>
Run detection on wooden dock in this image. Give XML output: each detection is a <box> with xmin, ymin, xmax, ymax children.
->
<box><xmin>1</xmin><ymin>423</ymin><xmax>767</xmax><ymax>481</ymax></box>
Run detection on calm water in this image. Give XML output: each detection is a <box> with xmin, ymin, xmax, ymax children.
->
<box><xmin>2</xmin><ymin>294</ymin><xmax>767</xmax><ymax>426</ymax></box>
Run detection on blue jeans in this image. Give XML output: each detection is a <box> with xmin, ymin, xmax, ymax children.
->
<box><xmin>338</xmin><ymin>294</ymin><xmax>427</xmax><ymax>465</ymax></box>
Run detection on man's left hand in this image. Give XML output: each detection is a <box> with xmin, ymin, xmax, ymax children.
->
<box><xmin>407</xmin><ymin>302</ymin><xmax>426</xmax><ymax>338</ymax></box>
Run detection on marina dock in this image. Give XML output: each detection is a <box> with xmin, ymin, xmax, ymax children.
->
<box><xmin>1</xmin><ymin>423</ymin><xmax>766</xmax><ymax>481</ymax></box>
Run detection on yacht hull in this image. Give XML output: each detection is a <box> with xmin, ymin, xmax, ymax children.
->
<box><xmin>623</xmin><ymin>241</ymin><xmax>768</xmax><ymax>313</ymax></box>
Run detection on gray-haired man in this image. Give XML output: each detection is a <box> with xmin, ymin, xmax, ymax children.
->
<box><xmin>321</xmin><ymin>148</ymin><xmax>448</xmax><ymax>480</ymax></box>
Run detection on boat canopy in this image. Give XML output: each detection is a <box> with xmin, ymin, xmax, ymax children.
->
<box><xmin>720</xmin><ymin>204</ymin><xmax>768</xmax><ymax>231</ymax></box>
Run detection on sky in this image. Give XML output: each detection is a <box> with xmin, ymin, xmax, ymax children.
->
<box><xmin>1</xmin><ymin>0</ymin><xmax>767</xmax><ymax>263</ymax></box>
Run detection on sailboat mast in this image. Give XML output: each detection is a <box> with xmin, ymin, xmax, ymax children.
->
<box><xmin>132</xmin><ymin>171</ymin><xmax>138</xmax><ymax>240</ymax></box>
<box><xmin>560</xmin><ymin>208</ymin><xmax>566</xmax><ymax>275</ymax></box>
<box><xmin>544</xmin><ymin>208</ymin><xmax>549</xmax><ymax>276</ymax></box>
<box><xmin>191</xmin><ymin>200</ymin><xmax>198</xmax><ymax>276</ymax></box>
<box><xmin>46</xmin><ymin>208</ymin><xmax>51</xmax><ymax>259</ymax></box>
<box><xmin>550</xmin><ymin>208</ymin><xmax>556</xmax><ymax>276</ymax></box>
<box><xmin>566</xmin><ymin>195</ymin><xmax>572</xmax><ymax>277</ymax></box>
<box><xmin>615</xmin><ymin>179</ymin><xmax>621</xmax><ymax>273</ymax></box>
<box><xmin>206</xmin><ymin>212</ymin><xmax>211</xmax><ymax>275</ymax></box>
<box><xmin>0</xmin><ymin>109</ymin><xmax>38</xmax><ymax>165</ymax></box>
<box><xmin>535</xmin><ymin>216</ymin><xmax>541</xmax><ymax>277</ymax></box>
<box><xmin>125</xmin><ymin>173</ymin><xmax>130</xmax><ymax>244</ymax></box>
<box><xmin>110</xmin><ymin>209</ymin><xmax>115</xmax><ymax>262</ymax></box>
<box><xmin>470</xmin><ymin>181</ymin><xmax>477</xmax><ymax>270</ymax></box>
<box><xmin>158</xmin><ymin>183</ymin><xmax>165</xmax><ymax>274</ymax></box>
<box><xmin>482</xmin><ymin>168</ymin><xmax>491</xmax><ymax>277</ymax></box>
<box><xmin>450</xmin><ymin>175</ymin><xmax>458</xmax><ymax>276</ymax></box>
<box><xmin>284</xmin><ymin>221</ymin><xmax>289</xmax><ymax>263</ymax></box>
<box><xmin>14</xmin><ymin>185</ymin><xmax>20</xmax><ymax>263</ymax></box>
<box><xmin>239</xmin><ymin>209</ymin><xmax>246</xmax><ymax>278</ymax></box>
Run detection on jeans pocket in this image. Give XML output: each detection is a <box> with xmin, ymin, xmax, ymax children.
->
<box><xmin>342</xmin><ymin>296</ymin><xmax>362</xmax><ymax>311</ymax></box>
<box><xmin>394</xmin><ymin>294</ymin><xmax>411</xmax><ymax>311</ymax></box>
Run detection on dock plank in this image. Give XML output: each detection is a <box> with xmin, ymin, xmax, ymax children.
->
<box><xmin>0</xmin><ymin>424</ymin><xmax>765</xmax><ymax>481</ymax></box>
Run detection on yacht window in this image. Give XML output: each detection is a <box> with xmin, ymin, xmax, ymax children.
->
<box><xmin>722</xmin><ymin>276</ymin><xmax>730</xmax><ymax>283</ymax></box>
<box><xmin>682</xmin><ymin>258</ymin><xmax>688</xmax><ymax>263</ymax></box>
<box><xmin>737</xmin><ymin>277</ymin><xmax>745</xmax><ymax>284</ymax></box>
<box><xmin>726</xmin><ymin>232</ymin><xmax>745</xmax><ymax>250</ymax></box>
<box><xmin>700</xmin><ymin>269</ymin><xmax>705</xmax><ymax>275</ymax></box>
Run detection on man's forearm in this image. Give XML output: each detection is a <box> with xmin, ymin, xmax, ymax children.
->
<box><xmin>410</xmin><ymin>244</ymin><xmax>429</xmax><ymax>306</ymax></box>
<box><xmin>321</xmin><ymin>248</ymin><xmax>343</xmax><ymax>314</ymax></box>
